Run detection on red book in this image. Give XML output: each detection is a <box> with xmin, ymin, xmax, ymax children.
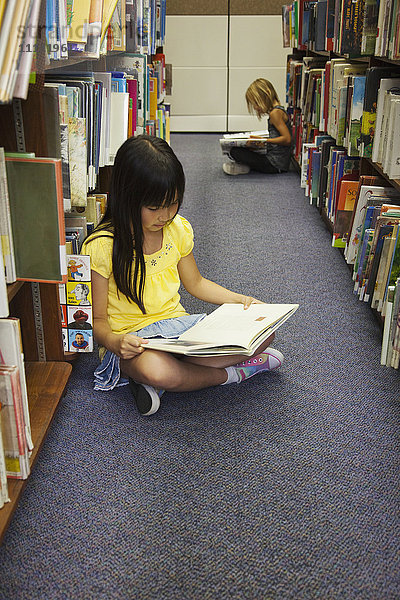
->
<box><xmin>127</xmin><ymin>78</ymin><xmax>138</xmax><ymax>136</ymax></box>
<box><xmin>298</xmin><ymin>0</ymin><xmax>306</xmax><ymax>50</ymax></box>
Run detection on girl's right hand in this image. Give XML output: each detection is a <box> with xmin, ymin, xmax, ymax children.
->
<box><xmin>114</xmin><ymin>334</ymin><xmax>149</xmax><ymax>359</ymax></box>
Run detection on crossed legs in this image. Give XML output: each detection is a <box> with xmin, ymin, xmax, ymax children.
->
<box><xmin>121</xmin><ymin>333</ymin><xmax>276</xmax><ymax>392</ymax></box>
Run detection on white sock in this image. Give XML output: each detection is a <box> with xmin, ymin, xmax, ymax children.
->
<box><xmin>222</xmin><ymin>366</ymin><xmax>240</xmax><ymax>385</ymax></box>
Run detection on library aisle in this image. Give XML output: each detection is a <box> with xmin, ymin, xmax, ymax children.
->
<box><xmin>0</xmin><ymin>134</ymin><xmax>399</xmax><ymax>600</ymax></box>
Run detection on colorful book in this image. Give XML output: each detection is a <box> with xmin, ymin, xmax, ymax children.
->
<box><xmin>339</xmin><ymin>0</ymin><xmax>366</xmax><ymax>55</ymax></box>
<box><xmin>348</xmin><ymin>75</ymin><xmax>367</xmax><ymax>156</ymax></box>
<box><xmin>372</xmin><ymin>79</ymin><xmax>400</xmax><ymax>163</ymax></box>
<box><xmin>0</xmin><ymin>318</ymin><xmax>32</xmax><ymax>458</ymax></box>
<box><xmin>346</xmin><ymin>185</ymin><xmax>400</xmax><ymax>265</ymax></box>
<box><xmin>0</xmin><ymin>365</ymin><xmax>30</xmax><ymax>479</ymax></box>
<box><xmin>332</xmin><ymin>178</ymin><xmax>360</xmax><ymax>247</ymax></box>
<box><xmin>360</xmin><ymin>68</ymin><xmax>399</xmax><ymax>158</ymax></box>
<box><xmin>0</xmin><ymin>406</ymin><xmax>10</xmax><ymax>508</ymax></box>
<box><xmin>60</xmin><ymin>254</ymin><xmax>93</xmax><ymax>353</ymax></box>
<box><xmin>364</xmin><ymin>224</ymin><xmax>395</xmax><ymax>303</ymax></box>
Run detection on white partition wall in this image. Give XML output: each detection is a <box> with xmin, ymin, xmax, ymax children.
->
<box><xmin>163</xmin><ymin>16</ymin><xmax>228</xmax><ymax>132</ymax></box>
<box><xmin>164</xmin><ymin>4</ymin><xmax>290</xmax><ymax>133</ymax></box>
<box><xmin>228</xmin><ymin>16</ymin><xmax>290</xmax><ymax>132</ymax></box>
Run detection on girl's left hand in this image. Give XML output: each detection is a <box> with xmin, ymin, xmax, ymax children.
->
<box><xmin>242</xmin><ymin>296</ymin><xmax>263</xmax><ymax>309</ymax></box>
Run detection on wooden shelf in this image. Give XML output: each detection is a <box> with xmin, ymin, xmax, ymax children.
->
<box><xmin>7</xmin><ymin>281</ymin><xmax>25</xmax><ymax>302</ymax></box>
<box><xmin>0</xmin><ymin>361</ymin><xmax>72</xmax><ymax>545</ymax></box>
<box><xmin>366</xmin><ymin>160</ymin><xmax>400</xmax><ymax>193</ymax></box>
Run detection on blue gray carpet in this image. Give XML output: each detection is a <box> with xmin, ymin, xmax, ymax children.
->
<box><xmin>0</xmin><ymin>134</ymin><xmax>399</xmax><ymax>599</ymax></box>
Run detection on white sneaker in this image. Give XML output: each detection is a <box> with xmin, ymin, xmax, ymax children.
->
<box><xmin>223</xmin><ymin>161</ymin><xmax>250</xmax><ymax>175</ymax></box>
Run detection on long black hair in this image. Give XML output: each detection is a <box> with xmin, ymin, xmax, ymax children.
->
<box><xmin>85</xmin><ymin>135</ymin><xmax>185</xmax><ymax>313</ymax></box>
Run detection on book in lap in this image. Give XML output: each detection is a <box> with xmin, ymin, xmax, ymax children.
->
<box><xmin>220</xmin><ymin>131</ymin><xmax>269</xmax><ymax>156</ymax></box>
<box><xmin>144</xmin><ymin>303</ymin><xmax>299</xmax><ymax>357</ymax></box>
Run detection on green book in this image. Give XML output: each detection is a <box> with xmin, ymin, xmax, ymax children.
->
<box><xmin>5</xmin><ymin>157</ymin><xmax>67</xmax><ymax>283</ymax></box>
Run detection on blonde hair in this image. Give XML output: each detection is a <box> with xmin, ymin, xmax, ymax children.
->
<box><xmin>245</xmin><ymin>78</ymin><xmax>280</xmax><ymax>117</ymax></box>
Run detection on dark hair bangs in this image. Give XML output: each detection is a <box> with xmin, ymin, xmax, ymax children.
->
<box><xmin>141</xmin><ymin>164</ymin><xmax>185</xmax><ymax>209</ymax></box>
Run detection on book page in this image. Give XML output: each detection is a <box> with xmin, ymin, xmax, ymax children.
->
<box><xmin>144</xmin><ymin>304</ymin><xmax>298</xmax><ymax>356</ymax></box>
<box><xmin>178</xmin><ymin>304</ymin><xmax>298</xmax><ymax>346</ymax></box>
<box><xmin>223</xmin><ymin>130</ymin><xmax>269</xmax><ymax>139</ymax></box>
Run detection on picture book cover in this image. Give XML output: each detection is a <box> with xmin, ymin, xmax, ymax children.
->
<box><xmin>371</xmin><ymin>234</ymin><xmax>396</xmax><ymax>310</ymax></box>
<box><xmin>68</xmin><ymin>0</ymin><xmax>91</xmax><ymax>43</ymax></box>
<box><xmin>352</xmin><ymin>205</ymin><xmax>396</xmax><ymax>278</ymax></box>
<box><xmin>378</xmin><ymin>224</ymin><xmax>400</xmax><ymax>311</ymax></box>
<box><xmin>356</xmin><ymin>205</ymin><xmax>385</xmax><ymax>298</ymax></box>
<box><xmin>69</xmin><ymin>117</ymin><xmax>88</xmax><ymax>207</ymax></box>
<box><xmin>332</xmin><ymin>178</ymin><xmax>360</xmax><ymax>247</ymax></box>
<box><xmin>60</xmin><ymin>255</ymin><xmax>93</xmax><ymax>353</ymax></box>
<box><xmin>353</xmin><ymin>228</ymin><xmax>374</xmax><ymax>292</ymax></box>
<box><xmin>364</xmin><ymin>224</ymin><xmax>394</xmax><ymax>302</ymax></box>
<box><xmin>301</xmin><ymin>142</ymin><xmax>316</xmax><ymax>189</ymax></box>
<box><xmin>386</xmin><ymin>98</ymin><xmax>400</xmax><ymax>180</ymax></box>
<box><xmin>344</xmin><ymin>176</ymin><xmax>386</xmax><ymax>261</ymax></box>
<box><xmin>364</xmin><ymin>219</ymin><xmax>400</xmax><ymax>310</ymax></box>
<box><xmin>377</xmin><ymin>90</ymin><xmax>400</xmax><ymax>167</ymax></box>
<box><xmin>360</xmin><ymin>67</ymin><xmax>399</xmax><ymax>158</ymax></box>
<box><xmin>372</xmin><ymin>77</ymin><xmax>400</xmax><ymax>162</ymax></box>
<box><xmin>348</xmin><ymin>76</ymin><xmax>366</xmax><ymax>156</ymax></box>
<box><xmin>361</xmin><ymin>0</ymin><xmax>380</xmax><ymax>55</ymax></box>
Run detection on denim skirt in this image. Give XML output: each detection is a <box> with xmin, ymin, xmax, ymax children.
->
<box><xmin>93</xmin><ymin>313</ymin><xmax>206</xmax><ymax>391</ymax></box>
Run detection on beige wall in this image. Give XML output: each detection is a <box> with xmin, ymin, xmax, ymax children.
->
<box><xmin>164</xmin><ymin>3</ymin><xmax>290</xmax><ymax>132</ymax></box>
<box><xmin>167</xmin><ymin>1</ymin><xmax>285</xmax><ymax>16</ymax></box>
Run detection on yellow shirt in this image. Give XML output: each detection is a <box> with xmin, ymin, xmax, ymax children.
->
<box><xmin>81</xmin><ymin>214</ymin><xmax>193</xmax><ymax>334</ymax></box>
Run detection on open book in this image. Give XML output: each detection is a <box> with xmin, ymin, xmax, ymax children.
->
<box><xmin>144</xmin><ymin>303</ymin><xmax>299</xmax><ymax>357</ymax></box>
<box><xmin>220</xmin><ymin>131</ymin><xmax>269</xmax><ymax>155</ymax></box>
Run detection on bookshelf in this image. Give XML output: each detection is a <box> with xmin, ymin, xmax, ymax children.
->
<box><xmin>0</xmin><ymin>77</ymin><xmax>71</xmax><ymax>544</ymax></box>
<box><xmin>285</xmin><ymin>38</ymin><xmax>400</xmax><ymax>365</ymax></box>
<box><xmin>287</xmin><ymin>47</ymin><xmax>400</xmax><ymax>224</ymax></box>
<box><xmin>0</xmin><ymin>0</ymin><xmax>170</xmax><ymax>541</ymax></box>
<box><xmin>0</xmin><ymin>361</ymin><xmax>71</xmax><ymax>545</ymax></box>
